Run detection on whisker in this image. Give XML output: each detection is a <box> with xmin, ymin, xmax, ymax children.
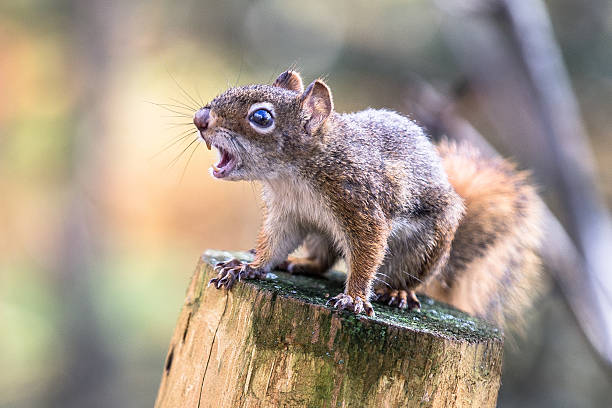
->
<box><xmin>402</xmin><ymin>271</ymin><xmax>423</xmax><ymax>284</ymax></box>
<box><xmin>167</xmin><ymin>71</ymin><xmax>203</xmax><ymax>111</ymax></box>
<box><xmin>169</xmin><ymin>97</ymin><xmax>199</xmax><ymax>112</ymax></box>
<box><xmin>162</xmin><ymin>114</ymin><xmax>194</xmax><ymax>119</ymax></box>
<box><xmin>147</xmin><ymin>103</ymin><xmax>194</xmax><ymax>117</ymax></box>
<box><xmin>268</xmin><ymin>64</ymin><xmax>281</xmax><ymax>83</ymax></box>
<box><xmin>145</xmin><ymin>100</ymin><xmax>194</xmax><ymax>112</ymax></box>
<box><xmin>150</xmin><ymin>130</ymin><xmax>197</xmax><ymax>159</ymax></box>
<box><xmin>234</xmin><ymin>55</ymin><xmax>244</xmax><ymax>87</ymax></box>
<box><xmin>165</xmin><ymin>127</ymin><xmax>198</xmax><ymax>141</ymax></box>
<box><xmin>372</xmin><ymin>278</ymin><xmax>392</xmax><ymax>289</ymax></box>
<box><xmin>167</xmin><ymin>137</ymin><xmax>199</xmax><ymax>169</ymax></box>
<box><xmin>374</xmin><ymin>272</ymin><xmax>394</xmax><ymax>282</ymax></box>
<box><xmin>165</xmin><ymin>122</ymin><xmax>195</xmax><ymax>130</ymax></box>
<box><xmin>230</xmin><ymin>135</ymin><xmax>245</xmax><ymax>153</ymax></box>
<box><xmin>194</xmin><ymin>85</ymin><xmax>205</xmax><ymax>107</ymax></box>
<box><xmin>179</xmin><ymin>141</ymin><xmax>200</xmax><ymax>183</ymax></box>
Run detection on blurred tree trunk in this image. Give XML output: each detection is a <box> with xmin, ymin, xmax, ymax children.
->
<box><xmin>49</xmin><ymin>1</ymin><xmax>121</xmax><ymax>406</ymax></box>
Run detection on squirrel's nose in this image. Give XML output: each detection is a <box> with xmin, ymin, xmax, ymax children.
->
<box><xmin>194</xmin><ymin>108</ymin><xmax>210</xmax><ymax>131</ymax></box>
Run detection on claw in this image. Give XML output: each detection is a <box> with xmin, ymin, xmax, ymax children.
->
<box><xmin>374</xmin><ymin>288</ymin><xmax>419</xmax><ymax>311</ymax></box>
<box><xmin>216</xmin><ymin>259</ymin><xmax>240</xmax><ymax>269</ymax></box>
<box><xmin>327</xmin><ymin>293</ymin><xmax>374</xmax><ymax>316</ymax></box>
<box><xmin>209</xmin><ymin>259</ymin><xmax>265</xmax><ymax>291</ymax></box>
<box><xmin>354</xmin><ymin>297</ymin><xmax>364</xmax><ymax>314</ymax></box>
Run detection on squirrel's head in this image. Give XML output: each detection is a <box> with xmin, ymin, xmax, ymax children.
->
<box><xmin>193</xmin><ymin>71</ymin><xmax>334</xmax><ymax>181</ymax></box>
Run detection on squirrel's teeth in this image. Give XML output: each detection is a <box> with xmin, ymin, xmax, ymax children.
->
<box><xmin>205</xmin><ymin>140</ymin><xmax>211</xmax><ymax>150</ymax></box>
<box><xmin>212</xmin><ymin>163</ymin><xmax>220</xmax><ymax>172</ymax></box>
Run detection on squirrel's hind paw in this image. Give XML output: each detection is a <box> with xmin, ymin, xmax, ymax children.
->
<box><xmin>374</xmin><ymin>288</ymin><xmax>421</xmax><ymax>311</ymax></box>
<box><xmin>326</xmin><ymin>293</ymin><xmax>375</xmax><ymax>317</ymax></box>
<box><xmin>208</xmin><ymin>259</ymin><xmax>265</xmax><ymax>290</ymax></box>
<box><xmin>276</xmin><ymin>256</ymin><xmax>328</xmax><ymax>277</ymax></box>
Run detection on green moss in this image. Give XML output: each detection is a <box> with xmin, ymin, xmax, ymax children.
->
<box><xmin>201</xmin><ymin>250</ymin><xmax>503</xmax><ymax>404</ymax></box>
<box><xmin>202</xmin><ymin>249</ymin><xmax>502</xmax><ymax>344</ymax></box>
<box><xmin>312</xmin><ymin>362</ymin><xmax>335</xmax><ymax>405</ymax></box>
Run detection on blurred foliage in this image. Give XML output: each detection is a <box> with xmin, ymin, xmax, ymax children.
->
<box><xmin>0</xmin><ymin>0</ymin><xmax>611</xmax><ymax>407</ymax></box>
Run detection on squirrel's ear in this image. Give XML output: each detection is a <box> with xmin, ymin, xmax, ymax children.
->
<box><xmin>301</xmin><ymin>79</ymin><xmax>334</xmax><ymax>135</ymax></box>
<box><xmin>273</xmin><ymin>70</ymin><xmax>304</xmax><ymax>93</ymax></box>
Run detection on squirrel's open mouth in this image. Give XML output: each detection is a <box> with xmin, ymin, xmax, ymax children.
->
<box><xmin>211</xmin><ymin>145</ymin><xmax>237</xmax><ymax>178</ymax></box>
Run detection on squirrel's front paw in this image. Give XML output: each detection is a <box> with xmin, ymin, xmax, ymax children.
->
<box><xmin>326</xmin><ymin>293</ymin><xmax>375</xmax><ymax>317</ymax></box>
<box><xmin>208</xmin><ymin>259</ymin><xmax>265</xmax><ymax>290</ymax></box>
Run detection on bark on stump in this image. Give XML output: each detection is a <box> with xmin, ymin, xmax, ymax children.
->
<box><xmin>155</xmin><ymin>250</ymin><xmax>503</xmax><ymax>408</ymax></box>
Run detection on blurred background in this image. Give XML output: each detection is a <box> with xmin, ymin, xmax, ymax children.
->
<box><xmin>1</xmin><ymin>0</ymin><xmax>611</xmax><ymax>407</ymax></box>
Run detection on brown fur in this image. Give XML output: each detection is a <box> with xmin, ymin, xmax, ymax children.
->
<box><xmin>421</xmin><ymin>141</ymin><xmax>543</xmax><ymax>331</ymax></box>
<box><xmin>201</xmin><ymin>71</ymin><xmax>542</xmax><ymax>330</ymax></box>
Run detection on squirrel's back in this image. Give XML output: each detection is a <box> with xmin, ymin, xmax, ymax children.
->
<box><xmin>423</xmin><ymin>140</ymin><xmax>544</xmax><ymax>332</ymax></box>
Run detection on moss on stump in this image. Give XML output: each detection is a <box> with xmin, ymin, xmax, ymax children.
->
<box><xmin>155</xmin><ymin>250</ymin><xmax>503</xmax><ymax>408</ymax></box>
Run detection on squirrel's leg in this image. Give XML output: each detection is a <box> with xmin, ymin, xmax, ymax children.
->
<box><xmin>374</xmin><ymin>203</ymin><xmax>463</xmax><ymax>311</ymax></box>
<box><xmin>277</xmin><ymin>233</ymin><xmax>340</xmax><ymax>276</ymax></box>
<box><xmin>210</xmin><ymin>211</ymin><xmax>304</xmax><ymax>290</ymax></box>
<box><xmin>327</xmin><ymin>222</ymin><xmax>390</xmax><ymax>316</ymax></box>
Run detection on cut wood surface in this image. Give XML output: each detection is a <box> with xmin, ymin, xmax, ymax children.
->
<box><xmin>155</xmin><ymin>250</ymin><xmax>504</xmax><ymax>408</ymax></box>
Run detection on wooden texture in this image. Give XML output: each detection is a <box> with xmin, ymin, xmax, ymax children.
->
<box><xmin>155</xmin><ymin>250</ymin><xmax>503</xmax><ymax>408</ymax></box>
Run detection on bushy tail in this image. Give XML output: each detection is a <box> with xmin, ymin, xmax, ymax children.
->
<box><xmin>424</xmin><ymin>140</ymin><xmax>544</xmax><ymax>333</ymax></box>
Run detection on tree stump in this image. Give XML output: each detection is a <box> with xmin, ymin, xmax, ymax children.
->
<box><xmin>155</xmin><ymin>250</ymin><xmax>503</xmax><ymax>408</ymax></box>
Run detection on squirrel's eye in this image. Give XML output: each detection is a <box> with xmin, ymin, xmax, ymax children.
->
<box><xmin>249</xmin><ymin>109</ymin><xmax>273</xmax><ymax>128</ymax></box>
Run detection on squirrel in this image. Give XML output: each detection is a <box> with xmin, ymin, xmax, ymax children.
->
<box><xmin>193</xmin><ymin>70</ymin><xmax>543</xmax><ymax>331</ymax></box>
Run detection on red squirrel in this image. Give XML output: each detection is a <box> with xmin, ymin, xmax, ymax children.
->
<box><xmin>194</xmin><ymin>71</ymin><xmax>543</xmax><ymax>330</ymax></box>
